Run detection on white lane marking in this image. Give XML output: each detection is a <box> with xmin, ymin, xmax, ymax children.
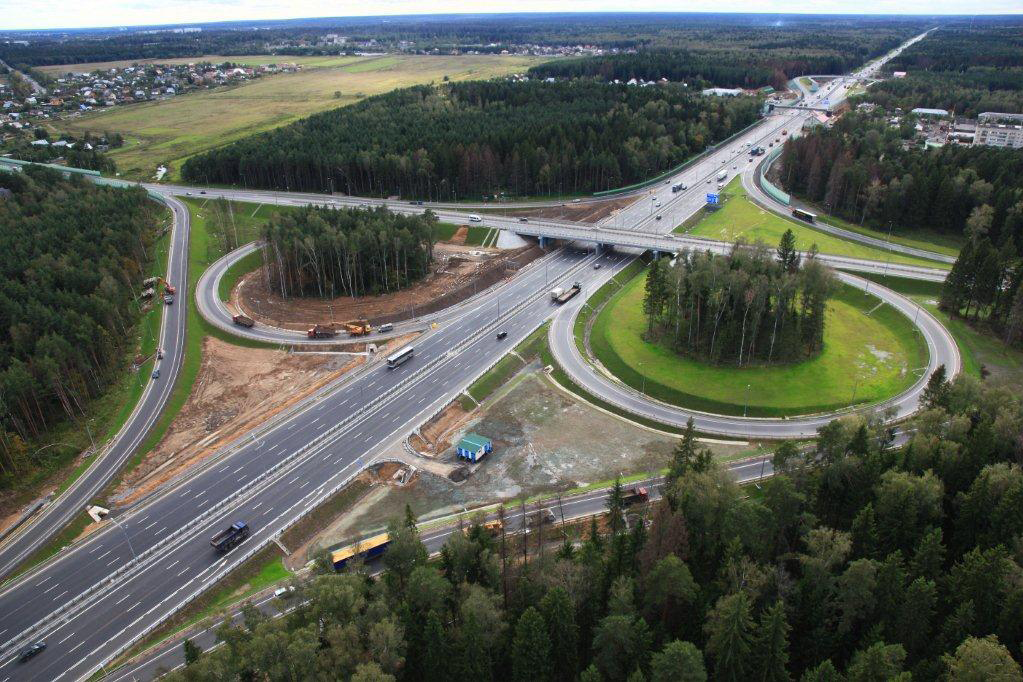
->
<box><xmin>194</xmin><ymin>490</ymin><xmax>206</xmax><ymax>499</ymax></box>
<box><xmin>298</xmin><ymin>481</ymin><xmax>310</xmax><ymax>490</ymax></box>
<box><xmin>87</xmin><ymin>544</ymin><xmax>103</xmax><ymax>554</ymax></box>
<box><xmin>58</xmin><ymin>630</ymin><xmax>78</xmax><ymax>644</ymax></box>
<box><xmin>232</xmin><ymin>465</ymin><xmax>244</xmax><ymax>474</ymax></box>
<box><xmin>107</xmin><ymin>557</ymin><xmax>120</xmax><ymax>567</ymax></box>
<box><xmin>54</xmin><ymin>590</ymin><xmax>68</xmax><ymax>600</ymax></box>
<box><xmin>166</xmin><ymin>560</ymin><xmax>179</xmax><ymax>571</ymax></box>
<box><xmin>262</xmin><ymin>507</ymin><xmax>273</xmax><ymax>516</ymax></box>
<box><xmin>35</xmin><ymin>576</ymin><xmax>52</xmax><ymax>587</ymax></box>
<box><xmin>144</xmin><ymin>520</ymin><xmax>158</xmax><ymax>530</ymax></box>
<box><xmin>43</xmin><ymin>582</ymin><xmax>60</xmax><ymax>594</ymax></box>
<box><xmin>115</xmin><ymin>593</ymin><xmax>132</xmax><ymax>605</ymax></box>
<box><xmin>68</xmin><ymin>640</ymin><xmax>85</xmax><ymax>653</ymax></box>
<box><xmin>177</xmin><ymin>568</ymin><xmax>190</xmax><ymax>577</ymax></box>
<box><xmin>95</xmin><ymin>550</ymin><xmax>111</xmax><ymax>561</ymax></box>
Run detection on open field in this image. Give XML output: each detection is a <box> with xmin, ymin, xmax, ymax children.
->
<box><xmin>683</xmin><ymin>178</ymin><xmax>950</xmax><ymax>269</ymax></box>
<box><xmin>52</xmin><ymin>54</ymin><xmax>546</xmax><ymax>181</ymax></box>
<box><xmin>590</xmin><ymin>267</ymin><xmax>929</xmax><ymax>417</ymax></box>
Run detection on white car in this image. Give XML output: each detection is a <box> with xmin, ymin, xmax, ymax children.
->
<box><xmin>274</xmin><ymin>586</ymin><xmax>295</xmax><ymax>599</ymax></box>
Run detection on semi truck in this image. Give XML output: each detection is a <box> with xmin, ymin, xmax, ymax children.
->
<box><xmin>550</xmin><ymin>282</ymin><xmax>582</xmax><ymax>304</ymax></box>
<box><xmin>307</xmin><ymin>324</ymin><xmax>338</xmax><ymax>339</ymax></box>
<box><xmin>343</xmin><ymin>319</ymin><xmax>372</xmax><ymax>336</ymax></box>
<box><xmin>671</xmin><ymin>182</ymin><xmax>687</xmax><ymax>193</ymax></box>
<box><xmin>623</xmin><ymin>486</ymin><xmax>650</xmax><ymax>506</ymax></box>
<box><xmin>211</xmin><ymin>520</ymin><xmax>249</xmax><ymax>552</ymax></box>
<box><xmin>232</xmin><ymin>314</ymin><xmax>255</xmax><ymax>328</ymax></box>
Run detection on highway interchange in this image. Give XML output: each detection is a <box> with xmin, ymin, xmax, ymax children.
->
<box><xmin>0</xmin><ymin>29</ymin><xmax>957</xmax><ymax>681</ymax></box>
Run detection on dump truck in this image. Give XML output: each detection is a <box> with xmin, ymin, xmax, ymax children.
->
<box><xmin>307</xmin><ymin>324</ymin><xmax>338</xmax><ymax>339</ymax></box>
<box><xmin>527</xmin><ymin>508</ymin><xmax>557</xmax><ymax>528</ymax></box>
<box><xmin>551</xmin><ymin>282</ymin><xmax>582</xmax><ymax>304</ymax></box>
<box><xmin>232</xmin><ymin>314</ymin><xmax>255</xmax><ymax>328</ymax></box>
<box><xmin>142</xmin><ymin>276</ymin><xmax>158</xmax><ymax>288</ymax></box>
<box><xmin>343</xmin><ymin>319</ymin><xmax>372</xmax><ymax>336</ymax></box>
<box><xmin>623</xmin><ymin>486</ymin><xmax>650</xmax><ymax>506</ymax></box>
<box><xmin>463</xmin><ymin>519</ymin><xmax>504</xmax><ymax>538</ymax></box>
<box><xmin>211</xmin><ymin>520</ymin><xmax>249</xmax><ymax>552</ymax></box>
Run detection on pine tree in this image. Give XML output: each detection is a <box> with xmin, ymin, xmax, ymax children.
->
<box><xmin>420</xmin><ymin>610</ymin><xmax>450</xmax><ymax>682</ymax></box>
<box><xmin>920</xmin><ymin>364</ymin><xmax>949</xmax><ymax>410</ymax></box>
<box><xmin>540</xmin><ymin>587</ymin><xmax>579</xmax><ymax>682</ymax></box>
<box><xmin>511</xmin><ymin>607</ymin><xmax>553</xmax><ymax>682</ymax></box>
<box><xmin>705</xmin><ymin>591</ymin><xmax>754</xmax><ymax>682</ymax></box>
<box><xmin>777</xmin><ymin>229</ymin><xmax>800</xmax><ymax>272</ymax></box>
<box><xmin>650</xmin><ymin>640</ymin><xmax>707</xmax><ymax>682</ymax></box>
<box><xmin>668</xmin><ymin>418</ymin><xmax>712</xmax><ymax>486</ymax></box>
<box><xmin>183</xmin><ymin>638</ymin><xmax>201</xmax><ymax>666</ymax></box>
<box><xmin>752</xmin><ymin>600</ymin><xmax>792</xmax><ymax>682</ymax></box>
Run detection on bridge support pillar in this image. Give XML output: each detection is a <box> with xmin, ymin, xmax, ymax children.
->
<box><xmin>539</xmin><ymin>236</ymin><xmax>549</xmax><ymax>250</ymax></box>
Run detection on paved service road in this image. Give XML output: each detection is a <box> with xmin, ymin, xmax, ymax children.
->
<box><xmin>0</xmin><ymin>194</ymin><xmax>190</xmax><ymax>583</ymax></box>
<box><xmin>0</xmin><ymin>29</ymin><xmax>945</xmax><ymax>682</ymax></box>
<box><xmin>105</xmin><ymin>456</ymin><xmax>775</xmax><ymax>682</ymax></box>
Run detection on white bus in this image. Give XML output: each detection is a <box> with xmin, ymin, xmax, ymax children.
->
<box><xmin>386</xmin><ymin>346</ymin><xmax>414</xmax><ymax>369</ymax></box>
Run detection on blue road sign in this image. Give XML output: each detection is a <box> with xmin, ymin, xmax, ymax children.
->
<box><xmin>706</xmin><ymin>193</ymin><xmax>719</xmax><ymax>204</ymax></box>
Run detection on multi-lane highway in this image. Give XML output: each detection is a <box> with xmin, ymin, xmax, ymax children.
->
<box><xmin>0</xmin><ymin>29</ymin><xmax>949</xmax><ymax>682</ymax></box>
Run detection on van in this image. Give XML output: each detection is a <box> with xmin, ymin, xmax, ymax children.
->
<box><xmin>468</xmin><ymin>214</ymin><xmax>482</xmax><ymax>223</ymax></box>
<box><xmin>378</xmin><ymin>323</ymin><xmax>394</xmax><ymax>333</ymax></box>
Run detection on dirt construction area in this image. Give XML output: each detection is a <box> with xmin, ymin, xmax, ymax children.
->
<box><xmin>107</xmin><ymin>337</ymin><xmax>363</xmax><ymax>508</ymax></box>
<box><xmin>233</xmin><ymin>242</ymin><xmax>541</xmax><ymax>330</ymax></box>
<box><xmin>301</xmin><ymin>361</ymin><xmax>760</xmax><ymax>560</ymax></box>
<box><xmin>485</xmin><ymin>194</ymin><xmax>638</xmax><ymax>224</ymax></box>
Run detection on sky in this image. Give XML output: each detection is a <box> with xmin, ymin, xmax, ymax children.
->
<box><xmin>0</xmin><ymin>1</ymin><xmax>1020</xmax><ymax>31</ymax></box>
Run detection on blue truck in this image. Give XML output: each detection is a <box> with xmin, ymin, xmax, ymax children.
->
<box><xmin>211</xmin><ymin>521</ymin><xmax>249</xmax><ymax>552</ymax></box>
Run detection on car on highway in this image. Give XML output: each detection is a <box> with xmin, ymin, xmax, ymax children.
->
<box><xmin>496</xmin><ymin>331</ymin><xmax>508</xmax><ymax>340</ymax></box>
<box><xmin>572</xmin><ymin>199</ymin><xmax>581</xmax><ymax>203</ymax></box>
<box><xmin>655</xmin><ymin>215</ymin><xmax>662</xmax><ymax>221</ymax></box>
<box><xmin>378</xmin><ymin>323</ymin><xmax>394</xmax><ymax>333</ymax></box>
<box><xmin>274</xmin><ymin>586</ymin><xmax>296</xmax><ymax>599</ymax></box>
<box><xmin>655</xmin><ymin>201</ymin><xmax>661</xmax><ymax>207</ymax></box>
<box><xmin>19</xmin><ymin>642</ymin><xmax>46</xmax><ymax>663</ymax></box>
<box><xmin>152</xmin><ymin>368</ymin><xmax>160</xmax><ymax>380</ymax></box>
<box><xmin>518</xmin><ymin>217</ymin><xmax>528</xmax><ymax>223</ymax></box>
<box><xmin>200</xmin><ymin>190</ymin><xmax>206</xmax><ymax>194</ymax></box>
<box><xmin>594</xmin><ymin>263</ymin><xmax>602</xmax><ymax>269</ymax></box>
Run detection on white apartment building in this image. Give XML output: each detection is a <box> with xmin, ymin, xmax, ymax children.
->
<box><xmin>974</xmin><ymin>112</ymin><xmax>1023</xmax><ymax>149</ymax></box>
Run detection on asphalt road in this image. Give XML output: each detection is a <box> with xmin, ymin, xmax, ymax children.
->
<box><xmin>104</xmin><ymin>456</ymin><xmax>775</xmax><ymax>682</ymax></box>
<box><xmin>0</xmin><ymin>194</ymin><xmax>190</xmax><ymax>583</ymax></box>
<box><xmin>0</xmin><ymin>29</ymin><xmax>942</xmax><ymax>681</ymax></box>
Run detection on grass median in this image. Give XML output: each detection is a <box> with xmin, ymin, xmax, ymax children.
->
<box><xmin>589</xmin><ymin>266</ymin><xmax>928</xmax><ymax>417</ymax></box>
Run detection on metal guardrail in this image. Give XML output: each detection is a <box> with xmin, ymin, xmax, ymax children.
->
<box><xmin>757</xmin><ymin>147</ymin><xmax>791</xmax><ymax>205</ymax></box>
<box><xmin>0</xmin><ymin>247</ymin><xmax>593</xmax><ymax>662</ymax></box>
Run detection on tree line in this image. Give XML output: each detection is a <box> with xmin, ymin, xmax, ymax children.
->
<box><xmin>0</xmin><ymin>166</ymin><xmax>161</xmax><ymax>486</ymax></box>
<box><xmin>168</xmin><ymin>370</ymin><xmax>1023</xmax><ymax>682</ymax></box>
<box><xmin>940</xmin><ymin>231</ymin><xmax>1023</xmax><ymax>348</ymax></box>
<box><xmin>261</xmin><ymin>205</ymin><xmax>437</xmax><ymax>300</ymax></box>
<box><xmin>643</xmin><ymin>237</ymin><xmax>835</xmax><ymax>366</ymax></box>
<box><xmin>859</xmin><ymin>24</ymin><xmax>1023</xmax><ymax>117</ymax></box>
<box><xmin>182</xmin><ymin>80</ymin><xmax>761</xmax><ymax>199</ymax></box>
<box><xmin>779</xmin><ymin>111</ymin><xmax>1023</xmax><ymax>245</ymax></box>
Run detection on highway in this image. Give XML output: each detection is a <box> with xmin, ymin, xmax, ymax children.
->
<box><xmin>0</xmin><ymin>194</ymin><xmax>190</xmax><ymax>583</ymax></box>
<box><xmin>104</xmin><ymin>456</ymin><xmax>775</xmax><ymax>682</ymax></box>
<box><xmin>0</xmin><ymin>29</ymin><xmax>947</xmax><ymax>681</ymax></box>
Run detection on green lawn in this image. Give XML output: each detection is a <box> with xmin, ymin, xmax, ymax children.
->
<box><xmin>859</xmin><ymin>273</ymin><xmax>1023</xmax><ymax>386</ymax></box>
<box><xmin>683</xmin><ymin>178</ymin><xmax>949</xmax><ymax>270</ymax></box>
<box><xmin>590</xmin><ymin>267</ymin><xmax>928</xmax><ymax>417</ymax></box>
<box><xmin>467</xmin><ymin>354</ymin><xmax>526</xmax><ymax>404</ymax></box>
<box><xmin>816</xmin><ymin>213</ymin><xmax>962</xmax><ymax>259</ymax></box>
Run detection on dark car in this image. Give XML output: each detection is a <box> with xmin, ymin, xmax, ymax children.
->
<box><xmin>496</xmin><ymin>331</ymin><xmax>508</xmax><ymax>340</ymax></box>
<box><xmin>200</xmin><ymin>190</ymin><xmax>206</xmax><ymax>194</ymax></box>
<box><xmin>152</xmin><ymin>369</ymin><xmax>160</xmax><ymax>380</ymax></box>
<box><xmin>518</xmin><ymin>217</ymin><xmax>529</xmax><ymax>223</ymax></box>
<box><xmin>18</xmin><ymin>642</ymin><xmax>46</xmax><ymax>663</ymax></box>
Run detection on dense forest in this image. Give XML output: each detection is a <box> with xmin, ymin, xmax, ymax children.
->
<box><xmin>940</xmin><ymin>232</ymin><xmax>1023</xmax><ymax>349</ymax></box>
<box><xmin>643</xmin><ymin>238</ymin><xmax>835</xmax><ymax>366</ymax></box>
<box><xmin>168</xmin><ymin>373</ymin><xmax>1023</xmax><ymax>682</ymax></box>
<box><xmin>527</xmin><ymin>24</ymin><xmax>913</xmax><ymax>91</ymax></box>
<box><xmin>860</xmin><ymin>24</ymin><xmax>1023</xmax><ymax>116</ymax></box>
<box><xmin>0</xmin><ymin>167</ymin><xmax>161</xmax><ymax>486</ymax></box>
<box><xmin>779</xmin><ymin>111</ymin><xmax>1023</xmax><ymax>245</ymax></box>
<box><xmin>182</xmin><ymin>80</ymin><xmax>761</xmax><ymax>198</ymax></box>
<box><xmin>261</xmin><ymin>205</ymin><xmax>438</xmax><ymax>299</ymax></box>
<box><xmin>0</xmin><ymin>14</ymin><xmax>928</xmax><ymax>66</ymax></box>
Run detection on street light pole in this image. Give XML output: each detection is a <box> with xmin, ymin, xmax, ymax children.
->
<box><xmin>744</xmin><ymin>383</ymin><xmax>751</xmax><ymax>418</ymax></box>
<box><xmin>110</xmin><ymin>516</ymin><xmax>138</xmax><ymax>562</ymax></box>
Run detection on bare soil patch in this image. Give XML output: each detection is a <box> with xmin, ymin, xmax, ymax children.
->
<box><xmin>109</xmin><ymin>338</ymin><xmax>359</xmax><ymax>508</ymax></box>
<box><xmin>233</xmin><ymin>243</ymin><xmax>542</xmax><ymax>330</ymax></box>
<box><xmin>411</xmin><ymin>401</ymin><xmax>474</xmax><ymax>457</ymax></box>
<box><xmin>485</xmin><ymin>195</ymin><xmax>638</xmax><ymax>224</ymax></box>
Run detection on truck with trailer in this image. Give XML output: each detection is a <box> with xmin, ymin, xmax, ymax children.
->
<box><xmin>307</xmin><ymin>324</ymin><xmax>338</xmax><ymax>339</ymax></box>
<box><xmin>671</xmin><ymin>182</ymin><xmax>688</xmax><ymax>193</ymax></box>
<box><xmin>550</xmin><ymin>282</ymin><xmax>582</xmax><ymax>304</ymax></box>
<box><xmin>622</xmin><ymin>486</ymin><xmax>650</xmax><ymax>506</ymax></box>
<box><xmin>211</xmin><ymin>521</ymin><xmax>249</xmax><ymax>552</ymax></box>
<box><xmin>232</xmin><ymin>314</ymin><xmax>255</xmax><ymax>328</ymax></box>
<box><xmin>343</xmin><ymin>319</ymin><xmax>372</xmax><ymax>336</ymax></box>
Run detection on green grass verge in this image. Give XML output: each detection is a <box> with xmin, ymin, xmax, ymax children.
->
<box><xmin>574</xmin><ymin>259</ymin><xmax>648</xmax><ymax>356</ymax></box>
<box><xmin>463</xmin><ymin>226</ymin><xmax>492</xmax><ymax>246</ymax></box>
<box><xmin>590</xmin><ymin>266</ymin><xmax>928</xmax><ymax>417</ymax></box>
<box><xmin>218</xmin><ymin>248</ymin><xmax>264</xmax><ymax>302</ymax></box>
<box><xmin>686</xmin><ymin>177</ymin><xmax>949</xmax><ymax>269</ymax></box>
<box><xmin>467</xmin><ymin>354</ymin><xmax>525</xmax><ymax>404</ymax></box>
<box><xmin>816</xmin><ymin>212</ymin><xmax>961</xmax><ymax>259</ymax></box>
<box><xmin>112</xmin><ymin>199</ymin><xmax>281</xmax><ymax>491</ymax></box>
<box><xmin>514</xmin><ymin>321</ymin><xmax>550</xmax><ymax>362</ymax></box>
<box><xmin>858</xmin><ymin>272</ymin><xmax>1023</xmax><ymax>385</ymax></box>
